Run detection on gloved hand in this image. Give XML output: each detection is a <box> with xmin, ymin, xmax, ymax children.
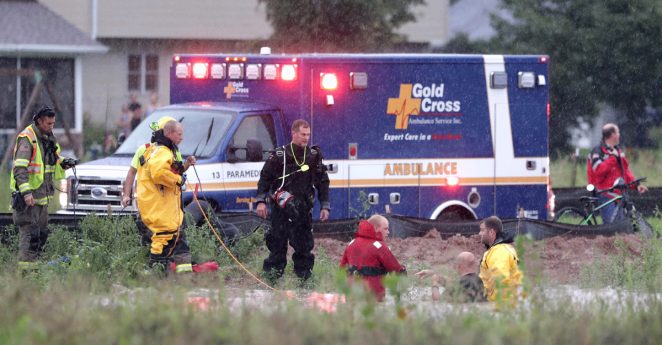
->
<box><xmin>178</xmin><ymin>173</ymin><xmax>187</xmax><ymax>187</ymax></box>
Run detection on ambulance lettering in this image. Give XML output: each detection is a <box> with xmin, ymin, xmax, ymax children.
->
<box><xmin>384</xmin><ymin>162</ymin><xmax>458</xmax><ymax>176</ymax></box>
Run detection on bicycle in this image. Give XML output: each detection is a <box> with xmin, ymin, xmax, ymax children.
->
<box><xmin>553</xmin><ymin>177</ymin><xmax>652</xmax><ymax>236</ymax></box>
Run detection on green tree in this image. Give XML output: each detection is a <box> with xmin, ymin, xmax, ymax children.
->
<box><xmin>259</xmin><ymin>0</ymin><xmax>425</xmax><ymax>53</ymax></box>
<box><xmin>444</xmin><ymin>0</ymin><xmax>662</xmax><ymax>155</ymax></box>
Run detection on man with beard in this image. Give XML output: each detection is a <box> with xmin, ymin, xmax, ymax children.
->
<box><xmin>477</xmin><ymin>216</ymin><xmax>523</xmax><ymax>302</ymax></box>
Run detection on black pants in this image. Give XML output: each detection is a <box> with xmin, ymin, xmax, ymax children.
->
<box><xmin>263</xmin><ymin>205</ymin><xmax>314</xmax><ymax>279</ymax></box>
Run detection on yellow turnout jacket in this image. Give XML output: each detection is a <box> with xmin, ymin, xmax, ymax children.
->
<box><xmin>136</xmin><ymin>144</ymin><xmax>183</xmax><ymax>234</ymax></box>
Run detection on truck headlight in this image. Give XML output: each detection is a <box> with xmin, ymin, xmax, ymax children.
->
<box><xmin>59</xmin><ymin>190</ymin><xmax>68</xmax><ymax>208</ymax></box>
<box><xmin>59</xmin><ymin>179</ymin><xmax>69</xmax><ymax>207</ymax></box>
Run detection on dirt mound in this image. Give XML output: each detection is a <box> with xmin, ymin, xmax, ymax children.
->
<box><xmin>309</xmin><ymin>233</ymin><xmax>645</xmax><ymax>285</ymax></box>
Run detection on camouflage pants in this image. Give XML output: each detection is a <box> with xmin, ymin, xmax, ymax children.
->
<box><xmin>13</xmin><ymin>204</ymin><xmax>49</xmax><ymax>270</ymax></box>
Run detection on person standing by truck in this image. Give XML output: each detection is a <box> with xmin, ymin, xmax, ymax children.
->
<box><xmin>121</xmin><ymin>116</ymin><xmax>194</xmax><ymax>208</ymax></box>
<box><xmin>136</xmin><ymin>120</ymin><xmax>193</xmax><ymax>274</ymax></box>
<box><xmin>122</xmin><ymin>116</ymin><xmax>194</xmax><ymax>253</ymax></box>
<box><xmin>256</xmin><ymin>119</ymin><xmax>330</xmax><ymax>281</ymax></box>
<box><xmin>10</xmin><ymin>106</ymin><xmax>75</xmax><ymax>271</ymax></box>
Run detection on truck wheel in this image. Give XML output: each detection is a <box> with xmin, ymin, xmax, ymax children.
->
<box><xmin>436</xmin><ymin>206</ymin><xmax>473</xmax><ymax>221</ymax></box>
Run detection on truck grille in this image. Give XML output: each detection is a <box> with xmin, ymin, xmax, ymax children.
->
<box><xmin>65</xmin><ymin>177</ymin><xmax>134</xmax><ymax>211</ymax></box>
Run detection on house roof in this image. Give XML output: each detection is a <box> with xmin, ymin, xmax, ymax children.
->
<box><xmin>0</xmin><ymin>1</ymin><xmax>107</xmax><ymax>55</ymax></box>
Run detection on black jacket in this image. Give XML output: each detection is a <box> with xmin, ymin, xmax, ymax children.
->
<box><xmin>484</xmin><ymin>230</ymin><xmax>517</xmax><ymax>250</ymax></box>
<box><xmin>256</xmin><ymin>142</ymin><xmax>330</xmax><ymax>210</ymax></box>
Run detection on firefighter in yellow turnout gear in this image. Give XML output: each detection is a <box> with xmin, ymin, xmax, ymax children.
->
<box><xmin>478</xmin><ymin>216</ymin><xmax>523</xmax><ymax>302</ymax></box>
<box><xmin>136</xmin><ymin>119</ymin><xmax>193</xmax><ymax>274</ymax></box>
<box><xmin>10</xmin><ymin>107</ymin><xmax>73</xmax><ymax>271</ymax></box>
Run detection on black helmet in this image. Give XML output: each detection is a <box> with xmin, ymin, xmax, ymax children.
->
<box><xmin>33</xmin><ymin>106</ymin><xmax>55</xmax><ymax>122</ymax></box>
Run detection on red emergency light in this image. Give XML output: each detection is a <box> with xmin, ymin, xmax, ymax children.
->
<box><xmin>192</xmin><ymin>63</ymin><xmax>208</xmax><ymax>79</ymax></box>
<box><xmin>321</xmin><ymin>73</ymin><xmax>337</xmax><ymax>90</ymax></box>
<box><xmin>446</xmin><ymin>176</ymin><xmax>459</xmax><ymax>186</ymax></box>
<box><xmin>282</xmin><ymin>65</ymin><xmax>297</xmax><ymax>80</ymax></box>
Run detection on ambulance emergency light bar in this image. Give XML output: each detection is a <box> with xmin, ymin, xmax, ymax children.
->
<box><xmin>174</xmin><ymin>59</ymin><xmax>297</xmax><ymax>81</ymax></box>
<box><xmin>192</xmin><ymin>63</ymin><xmax>208</xmax><ymax>79</ymax></box>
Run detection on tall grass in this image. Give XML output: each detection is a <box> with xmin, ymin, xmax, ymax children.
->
<box><xmin>0</xmin><ymin>214</ymin><xmax>661</xmax><ymax>343</ymax></box>
<box><xmin>551</xmin><ymin>146</ymin><xmax>662</xmax><ymax>188</ymax></box>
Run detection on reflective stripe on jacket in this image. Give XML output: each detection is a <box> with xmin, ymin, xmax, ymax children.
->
<box><xmin>10</xmin><ymin>125</ymin><xmax>65</xmax><ymax>204</ymax></box>
<box><xmin>136</xmin><ymin>144</ymin><xmax>184</xmax><ymax>234</ymax></box>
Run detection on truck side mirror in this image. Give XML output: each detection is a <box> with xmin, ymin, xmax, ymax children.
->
<box><xmin>226</xmin><ymin>138</ymin><xmax>263</xmax><ymax>163</ymax></box>
<box><xmin>246</xmin><ymin>139</ymin><xmax>263</xmax><ymax>162</ymax></box>
<box><xmin>226</xmin><ymin>143</ymin><xmax>240</xmax><ymax>163</ymax></box>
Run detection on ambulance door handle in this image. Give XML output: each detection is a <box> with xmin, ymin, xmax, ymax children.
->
<box><xmin>368</xmin><ymin>193</ymin><xmax>379</xmax><ymax>205</ymax></box>
<box><xmin>526</xmin><ymin>160</ymin><xmax>536</xmax><ymax>170</ymax></box>
<box><xmin>390</xmin><ymin>193</ymin><xmax>400</xmax><ymax>204</ymax></box>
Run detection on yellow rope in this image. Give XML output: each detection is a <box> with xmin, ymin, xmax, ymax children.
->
<box><xmin>188</xmin><ymin>181</ymin><xmax>301</xmax><ymax>300</ymax></box>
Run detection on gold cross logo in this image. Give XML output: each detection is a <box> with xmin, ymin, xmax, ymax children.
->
<box><xmin>387</xmin><ymin>84</ymin><xmax>420</xmax><ymax>129</ymax></box>
<box><xmin>223</xmin><ymin>82</ymin><xmax>236</xmax><ymax>99</ymax></box>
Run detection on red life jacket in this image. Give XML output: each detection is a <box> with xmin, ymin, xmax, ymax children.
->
<box><xmin>339</xmin><ymin>220</ymin><xmax>406</xmax><ymax>301</ymax></box>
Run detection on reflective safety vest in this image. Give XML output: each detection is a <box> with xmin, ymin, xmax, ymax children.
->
<box><xmin>10</xmin><ymin>125</ymin><xmax>66</xmax><ymax>204</ymax></box>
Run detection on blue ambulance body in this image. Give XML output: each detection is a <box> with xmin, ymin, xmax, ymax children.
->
<box><xmin>78</xmin><ymin>53</ymin><xmax>549</xmax><ymax>220</ymax></box>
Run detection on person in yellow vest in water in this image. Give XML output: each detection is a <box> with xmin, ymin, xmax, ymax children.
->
<box><xmin>478</xmin><ymin>216</ymin><xmax>524</xmax><ymax>302</ymax></box>
<box><xmin>136</xmin><ymin>119</ymin><xmax>193</xmax><ymax>274</ymax></box>
<box><xmin>10</xmin><ymin>107</ymin><xmax>75</xmax><ymax>271</ymax></box>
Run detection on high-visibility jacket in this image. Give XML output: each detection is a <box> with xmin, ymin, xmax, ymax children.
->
<box><xmin>10</xmin><ymin>125</ymin><xmax>65</xmax><ymax>205</ymax></box>
<box><xmin>479</xmin><ymin>231</ymin><xmax>523</xmax><ymax>302</ymax></box>
<box><xmin>136</xmin><ymin>143</ymin><xmax>183</xmax><ymax>234</ymax></box>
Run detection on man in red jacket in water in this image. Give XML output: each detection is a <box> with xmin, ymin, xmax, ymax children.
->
<box><xmin>339</xmin><ymin>215</ymin><xmax>407</xmax><ymax>301</ymax></box>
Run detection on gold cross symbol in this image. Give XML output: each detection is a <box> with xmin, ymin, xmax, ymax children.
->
<box><xmin>223</xmin><ymin>82</ymin><xmax>236</xmax><ymax>99</ymax></box>
<box><xmin>386</xmin><ymin>84</ymin><xmax>420</xmax><ymax>129</ymax></box>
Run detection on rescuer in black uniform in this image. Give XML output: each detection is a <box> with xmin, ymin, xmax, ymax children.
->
<box><xmin>256</xmin><ymin>119</ymin><xmax>330</xmax><ymax>280</ymax></box>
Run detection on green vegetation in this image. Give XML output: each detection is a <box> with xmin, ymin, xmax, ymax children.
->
<box><xmin>551</xmin><ymin>144</ymin><xmax>662</xmax><ymax>188</ymax></box>
<box><xmin>581</xmin><ymin>233</ymin><xmax>662</xmax><ymax>291</ymax></box>
<box><xmin>259</xmin><ymin>0</ymin><xmax>425</xmax><ymax>52</ymax></box>
<box><xmin>443</xmin><ymin>0</ymin><xmax>662</xmax><ymax>156</ymax></box>
<box><xmin>0</xmin><ymin>213</ymin><xmax>660</xmax><ymax>343</ymax></box>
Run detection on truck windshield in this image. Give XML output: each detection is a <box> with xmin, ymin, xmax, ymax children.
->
<box><xmin>114</xmin><ymin>109</ymin><xmax>235</xmax><ymax>159</ymax></box>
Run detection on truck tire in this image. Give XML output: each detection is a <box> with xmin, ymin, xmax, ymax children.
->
<box><xmin>436</xmin><ymin>206</ymin><xmax>474</xmax><ymax>221</ymax></box>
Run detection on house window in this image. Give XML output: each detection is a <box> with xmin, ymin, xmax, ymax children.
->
<box><xmin>128</xmin><ymin>54</ymin><xmax>159</xmax><ymax>92</ymax></box>
<box><xmin>0</xmin><ymin>57</ymin><xmax>75</xmax><ymax>131</ymax></box>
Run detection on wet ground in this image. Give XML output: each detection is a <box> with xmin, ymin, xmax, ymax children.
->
<box><xmin>101</xmin><ymin>233</ymin><xmax>650</xmax><ymax>314</ymax></box>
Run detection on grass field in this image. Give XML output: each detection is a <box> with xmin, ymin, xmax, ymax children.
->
<box><xmin>552</xmin><ymin>127</ymin><xmax>662</xmax><ymax>188</ymax></box>
<box><xmin>0</xmin><ymin>212</ymin><xmax>661</xmax><ymax>343</ymax></box>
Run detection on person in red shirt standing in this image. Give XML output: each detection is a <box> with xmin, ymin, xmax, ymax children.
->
<box><xmin>588</xmin><ymin>124</ymin><xmax>648</xmax><ymax>223</ymax></box>
<box><xmin>339</xmin><ymin>215</ymin><xmax>407</xmax><ymax>301</ymax></box>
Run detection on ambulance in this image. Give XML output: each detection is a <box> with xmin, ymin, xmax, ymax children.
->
<box><xmin>60</xmin><ymin>51</ymin><xmax>550</xmax><ymax>220</ymax></box>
